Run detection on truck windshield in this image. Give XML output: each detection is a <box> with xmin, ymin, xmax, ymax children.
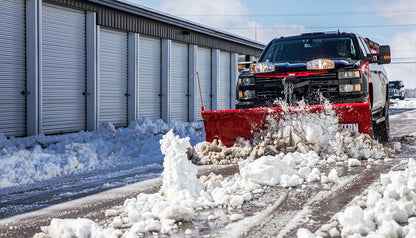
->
<box><xmin>389</xmin><ymin>82</ymin><xmax>402</xmax><ymax>88</ymax></box>
<box><xmin>260</xmin><ymin>36</ymin><xmax>358</xmax><ymax>63</ymax></box>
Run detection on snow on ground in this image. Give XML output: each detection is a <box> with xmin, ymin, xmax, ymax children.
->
<box><xmin>390</xmin><ymin>97</ymin><xmax>416</xmax><ymax>109</ymax></box>
<box><xmin>33</xmin><ymin>104</ymin><xmax>404</xmax><ymax>237</ymax></box>
<box><xmin>298</xmin><ymin>158</ymin><xmax>416</xmax><ymax>238</ymax></box>
<box><xmin>0</xmin><ymin>118</ymin><xmax>205</xmax><ymax>189</ymax></box>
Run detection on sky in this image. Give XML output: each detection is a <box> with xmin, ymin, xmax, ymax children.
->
<box><xmin>128</xmin><ymin>0</ymin><xmax>416</xmax><ymax>89</ymax></box>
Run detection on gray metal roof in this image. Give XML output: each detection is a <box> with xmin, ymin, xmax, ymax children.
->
<box><xmin>87</xmin><ymin>0</ymin><xmax>265</xmax><ymax>51</ymax></box>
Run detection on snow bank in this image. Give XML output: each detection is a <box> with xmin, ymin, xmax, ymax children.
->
<box><xmin>35</xmin><ymin>130</ymin><xmax>256</xmax><ymax>237</ymax></box>
<box><xmin>0</xmin><ymin>118</ymin><xmax>205</xmax><ymax>189</ymax></box>
<box><xmin>390</xmin><ymin>98</ymin><xmax>416</xmax><ymax>109</ymax></box>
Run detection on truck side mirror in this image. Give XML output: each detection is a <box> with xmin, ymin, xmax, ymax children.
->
<box><xmin>378</xmin><ymin>45</ymin><xmax>391</xmax><ymax>64</ymax></box>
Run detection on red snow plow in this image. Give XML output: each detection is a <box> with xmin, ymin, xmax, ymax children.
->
<box><xmin>202</xmin><ymin>100</ymin><xmax>372</xmax><ymax>147</ymax></box>
<box><xmin>201</xmin><ymin>32</ymin><xmax>391</xmax><ymax>147</ymax></box>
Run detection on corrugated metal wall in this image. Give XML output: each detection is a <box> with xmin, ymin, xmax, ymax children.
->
<box><xmin>43</xmin><ymin>0</ymin><xmax>264</xmax><ymax>56</ymax></box>
<box><xmin>218</xmin><ymin>51</ymin><xmax>231</xmax><ymax>110</ymax></box>
<box><xmin>98</xmin><ymin>28</ymin><xmax>128</xmax><ymax>127</ymax></box>
<box><xmin>0</xmin><ymin>0</ymin><xmax>26</xmax><ymax>137</ymax></box>
<box><xmin>41</xmin><ymin>3</ymin><xmax>87</xmax><ymax>134</ymax></box>
<box><xmin>0</xmin><ymin>0</ymin><xmax>264</xmax><ymax>137</ymax></box>
<box><xmin>138</xmin><ymin>36</ymin><xmax>161</xmax><ymax>119</ymax></box>
<box><xmin>170</xmin><ymin>42</ymin><xmax>189</xmax><ymax>121</ymax></box>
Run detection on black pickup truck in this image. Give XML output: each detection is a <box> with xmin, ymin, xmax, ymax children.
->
<box><xmin>236</xmin><ymin>31</ymin><xmax>391</xmax><ymax>141</ymax></box>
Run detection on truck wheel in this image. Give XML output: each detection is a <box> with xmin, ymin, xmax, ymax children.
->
<box><xmin>375</xmin><ymin>102</ymin><xmax>390</xmax><ymax>142</ymax></box>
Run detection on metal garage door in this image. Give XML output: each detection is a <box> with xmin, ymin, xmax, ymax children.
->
<box><xmin>138</xmin><ymin>36</ymin><xmax>161</xmax><ymax>119</ymax></box>
<box><xmin>170</xmin><ymin>42</ymin><xmax>189</xmax><ymax>122</ymax></box>
<box><xmin>218</xmin><ymin>51</ymin><xmax>231</xmax><ymax>110</ymax></box>
<box><xmin>99</xmin><ymin>28</ymin><xmax>128</xmax><ymax>127</ymax></box>
<box><xmin>42</xmin><ymin>4</ymin><xmax>86</xmax><ymax>134</ymax></box>
<box><xmin>197</xmin><ymin>47</ymin><xmax>212</xmax><ymax>121</ymax></box>
<box><xmin>0</xmin><ymin>0</ymin><xmax>26</xmax><ymax>137</ymax></box>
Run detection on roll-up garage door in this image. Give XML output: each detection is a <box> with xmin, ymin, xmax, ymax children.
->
<box><xmin>170</xmin><ymin>42</ymin><xmax>189</xmax><ymax>122</ymax></box>
<box><xmin>42</xmin><ymin>4</ymin><xmax>86</xmax><ymax>134</ymax></box>
<box><xmin>138</xmin><ymin>36</ymin><xmax>161</xmax><ymax>119</ymax></box>
<box><xmin>99</xmin><ymin>28</ymin><xmax>128</xmax><ymax>127</ymax></box>
<box><xmin>0</xmin><ymin>0</ymin><xmax>26</xmax><ymax>137</ymax></box>
<box><xmin>218</xmin><ymin>51</ymin><xmax>231</xmax><ymax>110</ymax></box>
<box><xmin>197</xmin><ymin>47</ymin><xmax>212</xmax><ymax>121</ymax></box>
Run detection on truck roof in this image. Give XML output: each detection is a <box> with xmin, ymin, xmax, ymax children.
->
<box><xmin>274</xmin><ymin>31</ymin><xmax>355</xmax><ymax>41</ymax></box>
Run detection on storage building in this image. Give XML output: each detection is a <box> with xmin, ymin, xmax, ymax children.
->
<box><xmin>0</xmin><ymin>0</ymin><xmax>264</xmax><ymax>137</ymax></box>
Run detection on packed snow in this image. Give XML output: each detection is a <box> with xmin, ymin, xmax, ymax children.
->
<box><xmin>32</xmin><ymin>103</ymin><xmax>408</xmax><ymax>237</ymax></box>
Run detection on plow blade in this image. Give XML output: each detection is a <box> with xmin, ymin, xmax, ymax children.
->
<box><xmin>202</xmin><ymin>102</ymin><xmax>372</xmax><ymax>147</ymax></box>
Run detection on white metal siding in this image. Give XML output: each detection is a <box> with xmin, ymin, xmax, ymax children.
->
<box><xmin>99</xmin><ymin>28</ymin><xmax>128</xmax><ymax>127</ymax></box>
<box><xmin>170</xmin><ymin>42</ymin><xmax>188</xmax><ymax>121</ymax></box>
<box><xmin>42</xmin><ymin>4</ymin><xmax>86</xmax><ymax>134</ymax></box>
<box><xmin>197</xmin><ymin>47</ymin><xmax>211</xmax><ymax>120</ymax></box>
<box><xmin>218</xmin><ymin>51</ymin><xmax>231</xmax><ymax>110</ymax></box>
<box><xmin>0</xmin><ymin>0</ymin><xmax>26</xmax><ymax>137</ymax></box>
<box><xmin>138</xmin><ymin>36</ymin><xmax>161</xmax><ymax>119</ymax></box>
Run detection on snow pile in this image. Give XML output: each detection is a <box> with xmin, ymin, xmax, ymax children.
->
<box><xmin>159</xmin><ymin>130</ymin><xmax>203</xmax><ymax>207</ymax></box>
<box><xmin>195</xmin><ymin>105</ymin><xmax>386</xmax><ymax>165</ymax></box>
<box><xmin>300</xmin><ymin>158</ymin><xmax>416</xmax><ymax>238</ymax></box>
<box><xmin>0</xmin><ymin>118</ymin><xmax>205</xmax><ymax>189</ymax></box>
<box><xmin>35</xmin><ymin>130</ymin><xmax>256</xmax><ymax>237</ymax></box>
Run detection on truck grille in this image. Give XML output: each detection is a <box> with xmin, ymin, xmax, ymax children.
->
<box><xmin>255</xmin><ymin>72</ymin><xmax>339</xmax><ymax>104</ymax></box>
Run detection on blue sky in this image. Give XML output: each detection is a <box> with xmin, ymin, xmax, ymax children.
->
<box><xmin>129</xmin><ymin>0</ymin><xmax>416</xmax><ymax>88</ymax></box>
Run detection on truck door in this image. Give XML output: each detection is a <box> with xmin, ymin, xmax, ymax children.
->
<box><xmin>358</xmin><ymin>36</ymin><xmax>382</xmax><ymax>111</ymax></box>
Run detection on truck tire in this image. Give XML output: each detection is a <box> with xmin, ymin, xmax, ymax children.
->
<box><xmin>374</xmin><ymin>101</ymin><xmax>389</xmax><ymax>142</ymax></box>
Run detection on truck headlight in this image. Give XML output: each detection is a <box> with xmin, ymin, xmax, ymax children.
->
<box><xmin>306</xmin><ymin>59</ymin><xmax>334</xmax><ymax>70</ymax></box>
<box><xmin>338</xmin><ymin>70</ymin><xmax>360</xmax><ymax>79</ymax></box>
<box><xmin>339</xmin><ymin>84</ymin><xmax>361</xmax><ymax>92</ymax></box>
<box><xmin>238</xmin><ymin>77</ymin><xmax>255</xmax><ymax>85</ymax></box>
<box><xmin>250</xmin><ymin>62</ymin><xmax>275</xmax><ymax>73</ymax></box>
<box><xmin>239</xmin><ymin>90</ymin><xmax>256</xmax><ymax>98</ymax></box>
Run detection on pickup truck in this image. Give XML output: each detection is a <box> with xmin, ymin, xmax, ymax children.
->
<box><xmin>389</xmin><ymin>80</ymin><xmax>405</xmax><ymax>100</ymax></box>
<box><xmin>236</xmin><ymin>31</ymin><xmax>391</xmax><ymax>141</ymax></box>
